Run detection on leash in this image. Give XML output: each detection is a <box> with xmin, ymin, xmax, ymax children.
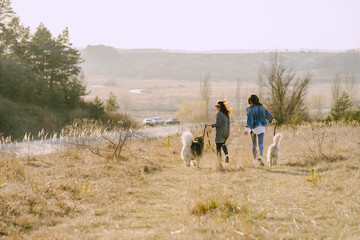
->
<box><xmin>203</xmin><ymin>125</ymin><xmax>216</xmax><ymax>153</ymax></box>
<box><xmin>273</xmin><ymin>123</ymin><xmax>277</xmax><ymax>136</ymax></box>
<box><xmin>206</xmin><ymin>129</ymin><xmax>216</xmax><ymax>153</ymax></box>
<box><xmin>202</xmin><ymin>125</ymin><xmax>207</xmax><ymax>139</ymax></box>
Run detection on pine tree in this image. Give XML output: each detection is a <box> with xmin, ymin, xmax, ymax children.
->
<box><xmin>0</xmin><ymin>0</ymin><xmax>33</xmax><ymax>103</ymax></box>
<box><xmin>89</xmin><ymin>96</ymin><xmax>105</xmax><ymax>119</ymax></box>
<box><xmin>0</xmin><ymin>0</ymin><xmax>30</xmax><ymax>58</ymax></box>
<box><xmin>55</xmin><ymin>27</ymin><xmax>85</xmax><ymax>108</ymax></box>
<box><xmin>333</xmin><ymin>92</ymin><xmax>353</xmax><ymax>118</ymax></box>
<box><xmin>105</xmin><ymin>91</ymin><xmax>120</xmax><ymax>112</ymax></box>
<box><xmin>27</xmin><ymin>24</ymin><xmax>85</xmax><ymax>109</ymax></box>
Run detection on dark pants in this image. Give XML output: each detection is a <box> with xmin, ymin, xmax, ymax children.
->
<box><xmin>216</xmin><ymin>142</ymin><xmax>228</xmax><ymax>158</ymax></box>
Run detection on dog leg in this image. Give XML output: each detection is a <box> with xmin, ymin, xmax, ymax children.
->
<box><xmin>267</xmin><ymin>148</ymin><xmax>271</xmax><ymax>167</ymax></box>
<box><xmin>268</xmin><ymin>155</ymin><xmax>271</xmax><ymax>167</ymax></box>
<box><xmin>272</xmin><ymin>155</ymin><xmax>275</xmax><ymax>166</ymax></box>
<box><xmin>196</xmin><ymin>158</ymin><xmax>201</xmax><ymax>168</ymax></box>
<box><xmin>182</xmin><ymin>157</ymin><xmax>187</xmax><ymax>167</ymax></box>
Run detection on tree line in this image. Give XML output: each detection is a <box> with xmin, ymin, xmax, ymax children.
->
<box><xmin>0</xmin><ymin>0</ymin><xmax>128</xmax><ymax>139</ymax></box>
<box><xmin>0</xmin><ymin>0</ymin><xmax>85</xmax><ymax>110</ymax></box>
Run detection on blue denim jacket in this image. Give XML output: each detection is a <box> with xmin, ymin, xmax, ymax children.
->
<box><xmin>246</xmin><ymin>105</ymin><xmax>273</xmax><ymax>129</ymax></box>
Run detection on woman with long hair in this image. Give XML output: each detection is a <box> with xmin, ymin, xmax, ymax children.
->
<box><xmin>244</xmin><ymin>94</ymin><xmax>276</xmax><ymax>166</ymax></box>
<box><xmin>206</xmin><ymin>100</ymin><xmax>231</xmax><ymax>163</ymax></box>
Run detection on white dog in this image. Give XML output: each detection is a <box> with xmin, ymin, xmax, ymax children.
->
<box><xmin>181</xmin><ymin>131</ymin><xmax>204</xmax><ymax>168</ymax></box>
<box><xmin>267</xmin><ymin>133</ymin><xmax>282</xmax><ymax>167</ymax></box>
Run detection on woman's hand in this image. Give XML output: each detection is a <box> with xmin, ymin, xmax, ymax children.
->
<box><xmin>244</xmin><ymin>131</ymin><xmax>249</xmax><ymax>136</ymax></box>
<box><xmin>272</xmin><ymin>119</ymin><xmax>277</xmax><ymax>124</ymax></box>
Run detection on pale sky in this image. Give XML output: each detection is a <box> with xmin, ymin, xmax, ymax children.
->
<box><xmin>11</xmin><ymin>0</ymin><xmax>360</xmax><ymax>51</ymax></box>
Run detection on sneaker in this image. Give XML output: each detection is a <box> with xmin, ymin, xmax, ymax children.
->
<box><xmin>257</xmin><ymin>155</ymin><xmax>264</xmax><ymax>166</ymax></box>
<box><xmin>225</xmin><ymin>156</ymin><xmax>229</xmax><ymax>163</ymax></box>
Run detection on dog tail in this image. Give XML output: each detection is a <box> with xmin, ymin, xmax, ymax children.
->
<box><xmin>181</xmin><ymin>131</ymin><xmax>193</xmax><ymax>147</ymax></box>
<box><xmin>273</xmin><ymin>133</ymin><xmax>282</xmax><ymax>147</ymax></box>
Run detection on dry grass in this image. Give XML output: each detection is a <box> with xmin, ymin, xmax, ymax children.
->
<box><xmin>1</xmin><ymin>123</ymin><xmax>360</xmax><ymax>239</ymax></box>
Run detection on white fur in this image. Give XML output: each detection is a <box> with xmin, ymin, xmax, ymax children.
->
<box><xmin>267</xmin><ymin>133</ymin><xmax>282</xmax><ymax>167</ymax></box>
<box><xmin>181</xmin><ymin>131</ymin><xmax>202</xmax><ymax>168</ymax></box>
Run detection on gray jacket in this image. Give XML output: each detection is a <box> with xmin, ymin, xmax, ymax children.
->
<box><xmin>211</xmin><ymin>111</ymin><xmax>230</xmax><ymax>143</ymax></box>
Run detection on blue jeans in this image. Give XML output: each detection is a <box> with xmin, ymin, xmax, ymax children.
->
<box><xmin>251</xmin><ymin>132</ymin><xmax>264</xmax><ymax>159</ymax></box>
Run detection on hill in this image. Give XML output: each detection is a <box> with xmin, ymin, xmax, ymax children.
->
<box><xmin>80</xmin><ymin>45</ymin><xmax>360</xmax><ymax>83</ymax></box>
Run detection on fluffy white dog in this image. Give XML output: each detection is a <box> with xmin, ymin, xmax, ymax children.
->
<box><xmin>181</xmin><ymin>131</ymin><xmax>204</xmax><ymax>168</ymax></box>
<box><xmin>267</xmin><ymin>133</ymin><xmax>282</xmax><ymax>167</ymax></box>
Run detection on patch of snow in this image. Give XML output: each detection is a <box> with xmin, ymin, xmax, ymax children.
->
<box><xmin>129</xmin><ymin>89</ymin><xmax>143</xmax><ymax>94</ymax></box>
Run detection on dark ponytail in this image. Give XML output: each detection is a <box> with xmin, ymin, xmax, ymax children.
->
<box><xmin>247</xmin><ymin>94</ymin><xmax>262</xmax><ymax>106</ymax></box>
<box><xmin>217</xmin><ymin>100</ymin><xmax>231</xmax><ymax>117</ymax></box>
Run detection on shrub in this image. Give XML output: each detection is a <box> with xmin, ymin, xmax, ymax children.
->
<box><xmin>191</xmin><ymin>197</ymin><xmax>243</xmax><ymax>218</ymax></box>
<box><xmin>87</xmin><ymin>96</ymin><xmax>105</xmax><ymax>120</ymax></box>
<box><xmin>175</xmin><ymin>100</ymin><xmax>208</xmax><ymax>123</ymax></box>
<box><xmin>324</xmin><ymin>92</ymin><xmax>360</xmax><ymax>123</ymax></box>
<box><xmin>62</xmin><ymin>116</ymin><xmax>139</xmax><ymax>160</ymax></box>
<box><xmin>105</xmin><ymin>91</ymin><xmax>120</xmax><ymax>112</ymax></box>
<box><xmin>0</xmin><ymin>96</ymin><xmax>61</xmax><ymax>139</ymax></box>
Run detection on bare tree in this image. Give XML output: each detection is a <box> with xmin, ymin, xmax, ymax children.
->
<box><xmin>200</xmin><ymin>73</ymin><xmax>212</xmax><ymax>120</ymax></box>
<box><xmin>234</xmin><ymin>77</ymin><xmax>242</xmax><ymax>120</ymax></box>
<box><xmin>344</xmin><ymin>72</ymin><xmax>357</xmax><ymax>107</ymax></box>
<box><xmin>175</xmin><ymin>100</ymin><xmax>207</xmax><ymax>123</ymax></box>
<box><xmin>331</xmin><ymin>72</ymin><xmax>342</xmax><ymax>109</ymax></box>
<box><xmin>308</xmin><ymin>94</ymin><xmax>327</xmax><ymax>120</ymax></box>
<box><xmin>64</xmin><ymin>117</ymin><xmax>140</xmax><ymax>160</ymax></box>
<box><xmin>331</xmin><ymin>72</ymin><xmax>358</xmax><ymax>110</ymax></box>
<box><xmin>258</xmin><ymin>71</ymin><xmax>266</xmax><ymax>101</ymax></box>
<box><xmin>258</xmin><ymin>52</ymin><xmax>311</xmax><ymax>125</ymax></box>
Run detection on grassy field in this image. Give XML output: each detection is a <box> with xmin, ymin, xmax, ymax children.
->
<box><xmin>1</xmin><ymin>123</ymin><xmax>360</xmax><ymax>239</ymax></box>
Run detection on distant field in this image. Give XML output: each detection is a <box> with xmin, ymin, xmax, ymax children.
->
<box><xmin>80</xmin><ymin>46</ymin><xmax>360</xmax><ymax>83</ymax></box>
<box><xmin>84</xmin><ymin>76</ymin><xmax>342</xmax><ymax>121</ymax></box>
<box><xmin>85</xmin><ymin>77</ymin><xmax>253</xmax><ymax>120</ymax></box>
<box><xmin>80</xmin><ymin>46</ymin><xmax>360</xmax><ymax>121</ymax></box>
